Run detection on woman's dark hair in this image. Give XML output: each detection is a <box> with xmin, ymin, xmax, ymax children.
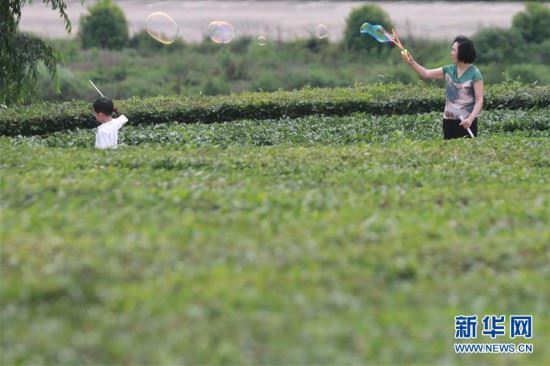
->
<box><xmin>93</xmin><ymin>97</ymin><xmax>114</xmax><ymax>115</ymax></box>
<box><xmin>452</xmin><ymin>36</ymin><xmax>476</xmax><ymax>63</ymax></box>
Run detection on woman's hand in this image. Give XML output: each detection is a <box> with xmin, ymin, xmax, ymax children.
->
<box><xmin>460</xmin><ymin>117</ymin><xmax>474</xmax><ymax>129</ymax></box>
<box><xmin>401</xmin><ymin>50</ymin><xmax>413</xmax><ymax>64</ymax></box>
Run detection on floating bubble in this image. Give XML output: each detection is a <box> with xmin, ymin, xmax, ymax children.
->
<box><xmin>257</xmin><ymin>35</ymin><xmax>267</xmax><ymax>46</ymax></box>
<box><xmin>360</xmin><ymin>22</ymin><xmax>392</xmax><ymax>43</ymax></box>
<box><xmin>146</xmin><ymin>12</ymin><xmax>179</xmax><ymax>45</ymax></box>
<box><xmin>315</xmin><ymin>24</ymin><xmax>330</xmax><ymax>39</ymax></box>
<box><xmin>207</xmin><ymin>21</ymin><xmax>235</xmax><ymax>44</ymax></box>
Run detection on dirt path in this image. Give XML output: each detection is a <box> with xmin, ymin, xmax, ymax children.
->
<box><xmin>20</xmin><ymin>1</ymin><xmax>531</xmax><ymax>42</ymax></box>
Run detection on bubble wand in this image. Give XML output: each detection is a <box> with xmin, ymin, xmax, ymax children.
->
<box><xmin>89</xmin><ymin>80</ymin><xmax>104</xmax><ymax>97</ymax></box>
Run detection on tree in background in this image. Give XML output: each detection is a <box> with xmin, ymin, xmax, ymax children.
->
<box><xmin>79</xmin><ymin>0</ymin><xmax>128</xmax><ymax>50</ymax></box>
<box><xmin>343</xmin><ymin>4</ymin><xmax>392</xmax><ymax>52</ymax></box>
<box><xmin>474</xmin><ymin>1</ymin><xmax>550</xmax><ymax>65</ymax></box>
<box><xmin>0</xmin><ymin>0</ymin><xmax>78</xmax><ymax>105</ymax></box>
<box><xmin>474</xmin><ymin>28</ymin><xmax>525</xmax><ymax>64</ymax></box>
<box><xmin>512</xmin><ymin>1</ymin><xmax>550</xmax><ymax>44</ymax></box>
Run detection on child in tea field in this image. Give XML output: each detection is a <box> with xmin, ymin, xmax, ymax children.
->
<box><xmin>93</xmin><ymin>97</ymin><xmax>128</xmax><ymax>149</ymax></box>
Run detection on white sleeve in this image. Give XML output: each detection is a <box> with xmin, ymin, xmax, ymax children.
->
<box><xmin>114</xmin><ymin>115</ymin><xmax>128</xmax><ymax>129</ymax></box>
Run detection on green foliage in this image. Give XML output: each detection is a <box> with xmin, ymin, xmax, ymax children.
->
<box><xmin>343</xmin><ymin>4</ymin><xmax>392</xmax><ymax>52</ymax></box>
<box><xmin>79</xmin><ymin>0</ymin><xmax>129</xmax><ymax>50</ymax></box>
<box><xmin>507</xmin><ymin>63</ymin><xmax>550</xmax><ymax>84</ymax></box>
<box><xmin>304</xmin><ymin>37</ymin><xmax>330</xmax><ymax>53</ymax></box>
<box><xmin>128</xmin><ymin>29</ymin><xmax>186</xmax><ymax>54</ymax></box>
<box><xmin>6</xmin><ymin>108</ymin><xmax>549</xmax><ymax>148</ymax></box>
<box><xmin>0</xmin><ymin>0</ymin><xmax>74</xmax><ymax>105</ymax></box>
<box><xmin>1</xmin><ymin>83</ymin><xmax>549</xmax><ymax>136</ymax></box>
<box><xmin>468</xmin><ymin>2</ymin><xmax>550</xmax><ymax>75</ymax></box>
<box><xmin>284</xmin><ymin>67</ymin><xmax>347</xmax><ymax>89</ymax></box>
<box><xmin>474</xmin><ymin>28</ymin><xmax>525</xmax><ymax>64</ymax></box>
<box><xmin>251</xmin><ymin>73</ymin><xmax>283</xmax><ymax>92</ymax></box>
<box><xmin>202</xmin><ymin>77</ymin><xmax>231</xmax><ymax>96</ymax></box>
<box><xmin>0</xmin><ymin>33</ymin><xmax>59</xmax><ymax>105</ymax></box>
<box><xmin>529</xmin><ymin>39</ymin><xmax>550</xmax><ymax>64</ymax></box>
<box><xmin>219</xmin><ymin>50</ymin><xmax>249</xmax><ymax>81</ymax></box>
<box><xmin>1</xmin><ymin>131</ymin><xmax>549</xmax><ymax>363</ymax></box>
<box><xmin>512</xmin><ymin>1</ymin><xmax>550</xmax><ymax>44</ymax></box>
<box><xmin>37</xmin><ymin>64</ymin><xmax>89</xmax><ymax>101</ymax></box>
<box><xmin>228</xmin><ymin>36</ymin><xmax>252</xmax><ymax>54</ymax></box>
<box><xmin>33</xmin><ymin>31</ymin><xmax>550</xmax><ymax>103</ymax></box>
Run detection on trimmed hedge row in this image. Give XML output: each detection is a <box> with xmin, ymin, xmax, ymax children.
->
<box><xmin>6</xmin><ymin>109</ymin><xmax>548</xmax><ymax>149</ymax></box>
<box><xmin>1</xmin><ymin>83</ymin><xmax>549</xmax><ymax>136</ymax></box>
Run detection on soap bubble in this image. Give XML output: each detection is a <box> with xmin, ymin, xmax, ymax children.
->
<box><xmin>315</xmin><ymin>24</ymin><xmax>330</xmax><ymax>39</ymax></box>
<box><xmin>257</xmin><ymin>35</ymin><xmax>267</xmax><ymax>46</ymax></box>
<box><xmin>207</xmin><ymin>21</ymin><xmax>235</xmax><ymax>44</ymax></box>
<box><xmin>146</xmin><ymin>12</ymin><xmax>179</xmax><ymax>45</ymax></box>
<box><xmin>360</xmin><ymin>22</ymin><xmax>392</xmax><ymax>43</ymax></box>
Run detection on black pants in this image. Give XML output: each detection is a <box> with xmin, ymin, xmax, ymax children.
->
<box><xmin>443</xmin><ymin>118</ymin><xmax>478</xmax><ymax>139</ymax></box>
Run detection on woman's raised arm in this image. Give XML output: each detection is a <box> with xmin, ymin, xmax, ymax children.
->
<box><xmin>402</xmin><ymin>52</ymin><xmax>444</xmax><ymax>80</ymax></box>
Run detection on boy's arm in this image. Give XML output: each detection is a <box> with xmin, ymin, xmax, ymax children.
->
<box><xmin>115</xmin><ymin>114</ymin><xmax>128</xmax><ymax>129</ymax></box>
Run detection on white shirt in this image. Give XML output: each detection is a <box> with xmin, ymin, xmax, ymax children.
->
<box><xmin>95</xmin><ymin>115</ymin><xmax>128</xmax><ymax>149</ymax></box>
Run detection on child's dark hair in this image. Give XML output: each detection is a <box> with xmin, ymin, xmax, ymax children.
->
<box><xmin>93</xmin><ymin>97</ymin><xmax>115</xmax><ymax>115</ymax></box>
<box><xmin>452</xmin><ymin>36</ymin><xmax>477</xmax><ymax>63</ymax></box>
